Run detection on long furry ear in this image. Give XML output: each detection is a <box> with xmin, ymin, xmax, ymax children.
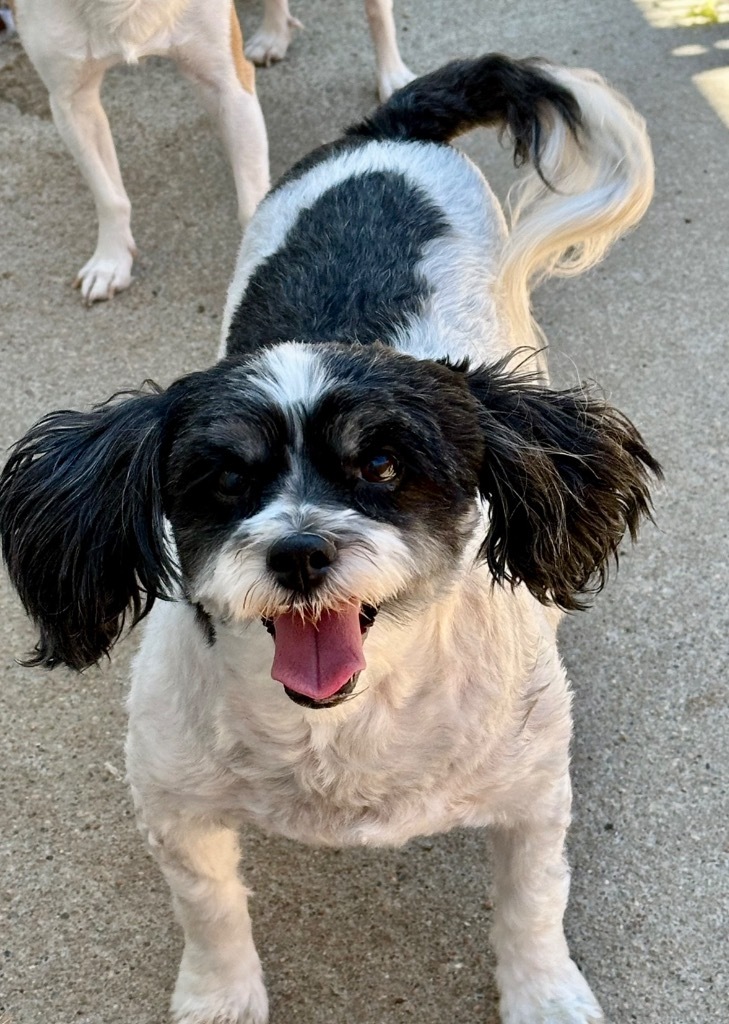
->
<box><xmin>0</xmin><ymin>387</ymin><xmax>177</xmax><ymax>670</ymax></box>
<box><xmin>460</xmin><ymin>360</ymin><xmax>662</xmax><ymax>610</ymax></box>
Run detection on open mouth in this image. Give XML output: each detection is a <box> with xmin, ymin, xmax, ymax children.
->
<box><xmin>262</xmin><ymin>604</ymin><xmax>377</xmax><ymax>709</ymax></box>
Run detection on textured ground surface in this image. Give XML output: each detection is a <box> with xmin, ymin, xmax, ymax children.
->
<box><xmin>1</xmin><ymin>1</ymin><xmax>727</xmax><ymax>1022</ymax></box>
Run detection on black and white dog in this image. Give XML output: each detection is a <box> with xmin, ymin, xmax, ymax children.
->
<box><xmin>0</xmin><ymin>56</ymin><xmax>660</xmax><ymax>1024</ymax></box>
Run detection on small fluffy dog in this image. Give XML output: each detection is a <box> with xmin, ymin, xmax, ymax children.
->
<box><xmin>0</xmin><ymin>56</ymin><xmax>659</xmax><ymax>1024</ymax></box>
<box><xmin>245</xmin><ymin>0</ymin><xmax>414</xmax><ymax>102</ymax></box>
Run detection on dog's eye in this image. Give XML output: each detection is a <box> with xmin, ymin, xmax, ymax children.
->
<box><xmin>360</xmin><ymin>453</ymin><xmax>400</xmax><ymax>484</ymax></box>
<box><xmin>216</xmin><ymin>468</ymin><xmax>247</xmax><ymax>496</ymax></box>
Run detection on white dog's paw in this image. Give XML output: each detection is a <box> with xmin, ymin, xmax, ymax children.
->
<box><xmin>171</xmin><ymin>961</ymin><xmax>269</xmax><ymax>1024</ymax></box>
<box><xmin>377</xmin><ymin>62</ymin><xmax>416</xmax><ymax>102</ymax></box>
<box><xmin>74</xmin><ymin>246</ymin><xmax>134</xmax><ymax>304</ymax></box>
<box><xmin>499</xmin><ymin>959</ymin><xmax>604</xmax><ymax>1024</ymax></box>
<box><xmin>245</xmin><ymin>17</ymin><xmax>303</xmax><ymax>67</ymax></box>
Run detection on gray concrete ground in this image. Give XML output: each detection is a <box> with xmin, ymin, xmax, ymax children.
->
<box><xmin>1</xmin><ymin>1</ymin><xmax>727</xmax><ymax>1022</ymax></box>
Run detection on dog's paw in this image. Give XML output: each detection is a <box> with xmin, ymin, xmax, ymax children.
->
<box><xmin>73</xmin><ymin>246</ymin><xmax>134</xmax><ymax>304</ymax></box>
<box><xmin>498</xmin><ymin>959</ymin><xmax>604</xmax><ymax>1024</ymax></box>
<box><xmin>377</xmin><ymin>62</ymin><xmax>416</xmax><ymax>103</ymax></box>
<box><xmin>171</xmin><ymin>959</ymin><xmax>269</xmax><ymax>1024</ymax></box>
<box><xmin>244</xmin><ymin>17</ymin><xmax>302</xmax><ymax>67</ymax></box>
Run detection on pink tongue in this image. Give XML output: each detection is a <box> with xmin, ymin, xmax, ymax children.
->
<box><xmin>271</xmin><ymin>605</ymin><xmax>366</xmax><ymax>701</ymax></box>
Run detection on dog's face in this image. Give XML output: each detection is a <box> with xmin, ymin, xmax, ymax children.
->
<box><xmin>168</xmin><ymin>343</ymin><xmax>482</xmax><ymax>595</ymax></box>
<box><xmin>163</xmin><ymin>344</ymin><xmax>485</xmax><ymax>706</ymax></box>
<box><xmin>0</xmin><ymin>341</ymin><xmax>660</xmax><ymax>703</ymax></box>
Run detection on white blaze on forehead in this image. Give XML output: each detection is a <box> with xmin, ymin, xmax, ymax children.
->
<box><xmin>249</xmin><ymin>343</ymin><xmax>332</xmax><ymax>418</ymax></box>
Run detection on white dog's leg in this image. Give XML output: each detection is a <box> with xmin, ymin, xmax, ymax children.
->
<box><xmin>138</xmin><ymin>807</ymin><xmax>268</xmax><ymax>1024</ymax></box>
<box><xmin>44</xmin><ymin>62</ymin><xmax>135</xmax><ymax>303</ymax></box>
<box><xmin>176</xmin><ymin>4</ymin><xmax>270</xmax><ymax>226</ymax></box>
<box><xmin>490</xmin><ymin>776</ymin><xmax>604</xmax><ymax>1024</ymax></box>
<box><xmin>364</xmin><ymin>0</ymin><xmax>414</xmax><ymax>101</ymax></box>
<box><xmin>245</xmin><ymin>0</ymin><xmax>303</xmax><ymax>67</ymax></box>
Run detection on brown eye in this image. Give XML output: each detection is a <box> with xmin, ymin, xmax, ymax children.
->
<box><xmin>217</xmin><ymin>468</ymin><xmax>247</xmax><ymax>496</ymax></box>
<box><xmin>360</xmin><ymin>453</ymin><xmax>400</xmax><ymax>484</ymax></box>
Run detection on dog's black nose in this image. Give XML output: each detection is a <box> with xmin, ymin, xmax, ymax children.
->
<box><xmin>267</xmin><ymin>533</ymin><xmax>337</xmax><ymax>592</ymax></box>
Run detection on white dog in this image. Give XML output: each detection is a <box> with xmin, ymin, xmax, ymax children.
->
<box><xmin>0</xmin><ymin>56</ymin><xmax>659</xmax><ymax>1024</ymax></box>
<box><xmin>11</xmin><ymin>0</ymin><xmax>411</xmax><ymax>304</ymax></box>
<box><xmin>245</xmin><ymin>0</ymin><xmax>414</xmax><ymax>102</ymax></box>
<box><xmin>12</xmin><ymin>0</ymin><xmax>270</xmax><ymax>303</ymax></box>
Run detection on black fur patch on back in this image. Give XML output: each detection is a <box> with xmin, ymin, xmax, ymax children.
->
<box><xmin>226</xmin><ymin>171</ymin><xmax>447</xmax><ymax>357</ymax></box>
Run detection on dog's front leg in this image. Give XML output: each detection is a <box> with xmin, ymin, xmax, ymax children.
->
<box><xmin>136</xmin><ymin>803</ymin><xmax>268</xmax><ymax>1024</ymax></box>
<box><xmin>42</xmin><ymin>62</ymin><xmax>136</xmax><ymax>303</ymax></box>
<box><xmin>490</xmin><ymin>775</ymin><xmax>604</xmax><ymax>1024</ymax></box>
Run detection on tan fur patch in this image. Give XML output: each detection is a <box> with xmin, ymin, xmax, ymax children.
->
<box><xmin>230</xmin><ymin>4</ymin><xmax>255</xmax><ymax>94</ymax></box>
<box><xmin>6</xmin><ymin>0</ymin><xmax>16</xmax><ymax>16</ymax></box>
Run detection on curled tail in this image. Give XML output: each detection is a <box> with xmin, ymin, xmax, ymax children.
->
<box><xmin>348</xmin><ymin>54</ymin><xmax>654</xmax><ymax>354</ymax></box>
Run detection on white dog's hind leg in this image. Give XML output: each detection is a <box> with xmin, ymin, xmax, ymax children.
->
<box><xmin>138</xmin><ymin>808</ymin><xmax>268</xmax><ymax>1024</ymax></box>
<box><xmin>176</xmin><ymin>3</ymin><xmax>270</xmax><ymax>227</ymax></box>
<box><xmin>245</xmin><ymin>0</ymin><xmax>303</xmax><ymax>67</ymax></box>
<box><xmin>364</xmin><ymin>0</ymin><xmax>414</xmax><ymax>101</ymax></box>
<box><xmin>44</xmin><ymin>62</ymin><xmax>135</xmax><ymax>303</ymax></box>
<box><xmin>490</xmin><ymin>775</ymin><xmax>604</xmax><ymax>1024</ymax></box>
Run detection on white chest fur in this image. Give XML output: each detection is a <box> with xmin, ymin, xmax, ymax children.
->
<box><xmin>127</xmin><ymin>580</ymin><xmax>571</xmax><ymax>848</ymax></box>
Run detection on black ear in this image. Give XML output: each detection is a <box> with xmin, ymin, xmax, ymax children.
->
<box><xmin>461</xmin><ymin>360</ymin><xmax>662</xmax><ymax>610</ymax></box>
<box><xmin>0</xmin><ymin>387</ymin><xmax>177</xmax><ymax>670</ymax></box>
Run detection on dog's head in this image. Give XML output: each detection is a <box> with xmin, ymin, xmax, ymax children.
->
<box><xmin>0</xmin><ymin>342</ymin><xmax>660</xmax><ymax>706</ymax></box>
